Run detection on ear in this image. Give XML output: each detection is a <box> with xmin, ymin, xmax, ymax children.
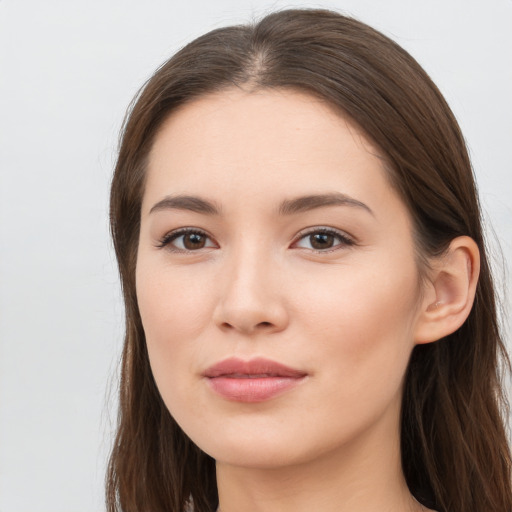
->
<box><xmin>414</xmin><ymin>236</ymin><xmax>480</xmax><ymax>344</ymax></box>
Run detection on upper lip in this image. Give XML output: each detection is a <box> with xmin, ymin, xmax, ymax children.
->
<box><xmin>203</xmin><ymin>357</ymin><xmax>307</xmax><ymax>378</ymax></box>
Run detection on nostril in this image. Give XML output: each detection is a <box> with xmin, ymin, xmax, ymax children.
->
<box><xmin>219</xmin><ymin>321</ymin><xmax>272</xmax><ymax>332</ymax></box>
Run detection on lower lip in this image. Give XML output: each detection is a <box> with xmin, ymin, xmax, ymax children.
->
<box><xmin>206</xmin><ymin>376</ymin><xmax>305</xmax><ymax>402</ymax></box>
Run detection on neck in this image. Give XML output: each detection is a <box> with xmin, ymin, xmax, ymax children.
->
<box><xmin>216</xmin><ymin>414</ymin><xmax>423</xmax><ymax>512</ymax></box>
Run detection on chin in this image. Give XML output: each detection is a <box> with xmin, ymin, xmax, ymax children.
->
<box><xmin>184</xmin><ymin>417</ymin><xmax>346</xmax><ymax>471</ymax></box>
<box><xmin>206</xmin><ymin>438</ymin><xmax>312</xmax><ymax>469</ymax></box>
<box><xmin>178</xmin><ymin>416</ymin><xmax>307</xmax><ymax>468</ymax></box>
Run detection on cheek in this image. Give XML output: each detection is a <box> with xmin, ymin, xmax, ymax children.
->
<box><xmin>294</xmin><ymin>256</ymin><xmax>420</xmax><ymax>382</ymax></box>
<box><xmin>135</xmin><ymin>259</ymin><xmax>217</xmax><ymax>406</ymax></box>
<box><xmin>136</xmin><ymin>260</ymin><xmax>213</xmax><ymax>341</ymax></box>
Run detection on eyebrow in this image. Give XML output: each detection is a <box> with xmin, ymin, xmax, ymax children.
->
<box><xmin>278</xmin><ymin>192</ymin><xmax>373</xmax><ymax>216</ymax></box>
<box><xmin>149</xmin><ymin>192</ymin><xmax>373</xmax><ymax>217</ymax></box>
<box><xmin>149</xmin><ymin>195</ymin><xmax>221</xmax><ymax>215</ymax></box>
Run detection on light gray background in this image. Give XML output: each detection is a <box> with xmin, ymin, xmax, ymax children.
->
<box><xmin>0</xmin><ymin>1</ymin><xmax>510</xmax><ymax>511</ymax></box>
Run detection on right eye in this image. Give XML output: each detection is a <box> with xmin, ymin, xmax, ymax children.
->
<box><xmin>157</xmin><ymin>228</ymin><xmax>217</xmax><ymax>252</ymax></box>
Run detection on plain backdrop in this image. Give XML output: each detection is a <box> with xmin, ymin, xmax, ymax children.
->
<box><xmin>0</xmin><ymin>0</ymin><xmax>510</xmax><ymax>510</ymax></box>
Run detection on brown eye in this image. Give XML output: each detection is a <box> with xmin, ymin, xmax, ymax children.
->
<box><xmin>183</xmin><ymin>232</ymin><xmax>207</xmax><ymax>250</ymax></box>
<box><xmin>294</xmin><ymin>228</ymin><xmax>354</xmax><ymax>252</ymax></box>
<box><xmin>309</xmin><ymin>233</ymin><xmax>335</xmax><ymax>250</ymax></box>
<box><xmin>159</xmin><ymin>229</ymin><xmax>216</xmax><ymax>252</ymax></box>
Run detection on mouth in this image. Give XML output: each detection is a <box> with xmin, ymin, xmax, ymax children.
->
<box><xmin>202</xmin><ymin>357</ymin><xmax>307</xmax><ymax>403</ymax></box>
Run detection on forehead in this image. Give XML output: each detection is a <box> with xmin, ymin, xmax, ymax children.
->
<box><xmin>150</xmin><ymin>87</ymin><xmax>377</xmax><ymax>164</ymax></box>
<box><xmin>143</xmin><ymin>88</ymin><xmax>399</xmax><ymax>219</ymax></box>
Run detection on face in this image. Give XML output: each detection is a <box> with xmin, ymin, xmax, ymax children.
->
<box><xmin>136</xmin><ymin>88</ymin><xmax>424</xmax><ymax>469</ymax></box>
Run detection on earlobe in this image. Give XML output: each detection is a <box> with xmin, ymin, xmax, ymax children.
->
<box><xmin>414</xmin><ymin>236</ymin><xmax>480</xmax><ymax>344</ymax></box>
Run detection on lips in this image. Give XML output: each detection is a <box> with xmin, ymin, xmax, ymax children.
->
<box><xmin>203</xmin><ymin>357</ymin><xmax>307</xmax><ymax>402</ymax></box>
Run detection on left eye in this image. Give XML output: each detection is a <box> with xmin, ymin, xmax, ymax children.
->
<box><xmin>294</xmin><ymin>229</ymin><xmax>354</xmax><ymax>251</ymax></box>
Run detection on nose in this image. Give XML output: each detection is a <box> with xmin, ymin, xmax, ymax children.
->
<box><xmin>212</xmin><ymin>246</ymin><xmax>289</xmax><ymax>336</ymax></box>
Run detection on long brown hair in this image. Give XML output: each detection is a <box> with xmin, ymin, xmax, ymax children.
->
<box><xmin>107</xmin><ymin>8</ymin><xmax>511</xmax><ymax>512</ymax></box>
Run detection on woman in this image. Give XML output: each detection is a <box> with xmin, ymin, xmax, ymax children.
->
<box><xmin>106</xmin><ymin>8</ymin><xmax>511</xmax><ymax>512</ymax></box>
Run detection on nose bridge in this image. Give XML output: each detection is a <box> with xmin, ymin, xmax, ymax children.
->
<box><xmin>224</xmin><ymin>236</ymin><xmax>275</xmax><ymax>307</ymax></box>
<box><xmin>214</xmin><ymin>235</ymin><xmax>287</xmax><ymax>334</ymax></box>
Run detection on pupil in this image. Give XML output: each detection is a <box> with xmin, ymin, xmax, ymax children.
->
<box><xmin>311</xmin><ymin>233</ymin><xmax>334</xmax><ymax>249</ymax></box>
<box><xmin>184</xmin><ymin>233</ymin><xmax>205</xmax><ymax>250</ymax></box>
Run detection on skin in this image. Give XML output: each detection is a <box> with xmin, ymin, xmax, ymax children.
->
<box><xmin>135</xmin><ymin>88</ymin><xmax>468</xmax><ymax>512</ymax></box>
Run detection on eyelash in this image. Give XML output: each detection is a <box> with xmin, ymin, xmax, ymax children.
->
<box><xmin>156</xmin><ymin>227</ymin><xmax>355</xmax><ymax>254</ymax></box>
